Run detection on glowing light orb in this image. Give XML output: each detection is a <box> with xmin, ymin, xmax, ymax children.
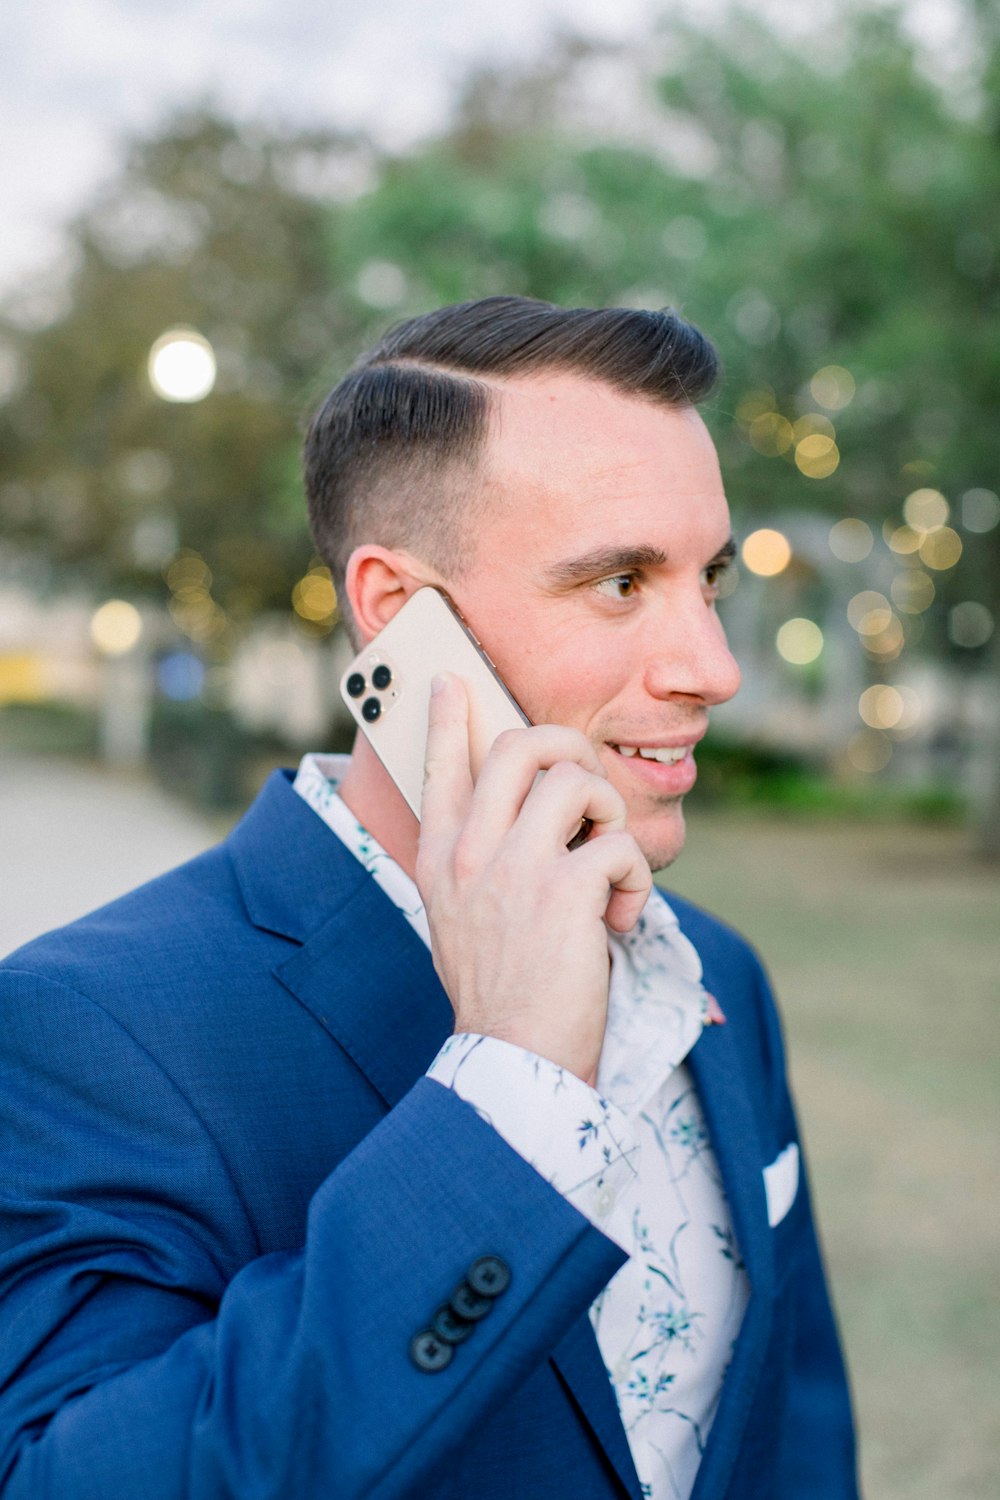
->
<box><xmin>948</xmin><ymin>602</ymin><xmax>994</xmax><ymax>649</ymax></box>
<box><xmin>847</xmin><ymin>730</ymin><xmax>892</xmax><ymax>773</ymax></box>
<box><xmin>887</xmin><ymin>524</ymin><xmax>922</xmax><ymax>555</ymax></box>
<box><xmin>961</xmin><ymin>488</ymin><xmax>1000</xmax><ymax>533</ymax></box>
<box><xmin>903</xmin><ymin>488</ymin><xmax>949</xmax><ymax>531</ymax></box>
<box><xmin>847</xmin><ymin>591</ymin><xmax>890</xmax><ymax>631</ymax></box>
<box><xmin>859</xmin><ymin>684</ymin><xmax>904</xmax><ymax>729</ymax></box>
<box><xmin>742</xmin><ymin>529</ymin><xmax>791</xmax><ymax>576</ymax></box>
<box><xmin>828</xmin><ymin>518</ymin><xmax>872</xmax><ymax>562</ymax></box>
<box><xmin>890</xmin><ymin>571</ymin><xmax>935</xmax><ymax>614</ymax></box>
<box><xmin>776</xmin><ymin>618</ymin><xmax>824</xmax><ymax>664</ymax></box>
<box><xmin>148</xmin><ymin>329</ymin><xmax>217</xmax><ymax>402</ymax></box>
<box><xmin>795</xmin><ymin>434</ymin><xmax>840</xmax><ymax>478</ymax></box>
<box><xmin>91</xmin><ymin>599</ymin><xmax>142</xmax><ymax>655</ymax></box>
<box><xmin>810</xmin><ymin>365</ymin><xmax>856</xmax><ymax>410</ymax></box>
<box><xmin>747</xmin><ymin>412</ymin><xmax>793</xmax><ymax>456</ymax></box>
<box><xmin>918</xmin><ymin>526</ymin><xmax>962</xmax><ymax>571</ymax></box>
<box><xmin>292</xmin><ymin>568</ymin><xmax>337</xmax><ymax>623</ymax></box>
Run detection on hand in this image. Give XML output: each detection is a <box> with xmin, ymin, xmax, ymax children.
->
<box><xmin>415</xmin><ymin>673</ymin><xmax>651</xmax><ymax>1085</ymax></box>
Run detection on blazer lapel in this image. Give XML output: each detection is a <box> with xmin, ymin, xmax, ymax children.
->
<box><xmin>274</xmin><ymin>876</ymin><xmax>454</xmax><ymax>1108</ymax></box>
<box><xmin>551</xmin><ymin>1318</ymin><xmax>645</xmax><ymax>1500</ymax></box>
<box><xmin>686</xmin><ymin>1019</ymin><xmax>776</xmax><ymax>1500</ymax></box>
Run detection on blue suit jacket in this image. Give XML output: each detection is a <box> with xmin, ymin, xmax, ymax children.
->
<box><xmin>0</xmin><ymin>771</ymin><xmax>858</xmax><ymax>1498</ymax></box>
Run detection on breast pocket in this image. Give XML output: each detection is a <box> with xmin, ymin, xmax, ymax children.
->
<box><xmin>763</xmin><ymin>1142</ymin><xmax>803</xmax><ymax>1291</ymax></box>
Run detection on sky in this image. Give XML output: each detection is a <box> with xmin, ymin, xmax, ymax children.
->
<box><xmin>1</xmin><ymin>0</ymin><xmax>970</xmax><ymax>299</ymax></box>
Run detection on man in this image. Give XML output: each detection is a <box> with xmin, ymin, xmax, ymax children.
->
<box><xmin>0</xmin><ymin>297</ymin><xmax>858</xmax><ymax>1498</ymax></box>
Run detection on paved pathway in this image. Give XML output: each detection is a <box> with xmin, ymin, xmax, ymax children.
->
<box><xmin>0</xmin><ymin>756</ymin><xmax>219</xmax><ymax>958</ymax></box>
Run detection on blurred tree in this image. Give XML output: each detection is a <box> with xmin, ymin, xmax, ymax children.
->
<box><xmin>0</xmin><ymin>110</ymin><xmax>372</xmax><ymax>647</ymax></box>
<box><xmin>0</xmin><ymin>4</ymin><xmax>997</xmax><ymax>838</ymax></box>
<box><xmin>324</xmin><ymin>3</ymin><xmax>999</xmax><ymax>847</ymax></box>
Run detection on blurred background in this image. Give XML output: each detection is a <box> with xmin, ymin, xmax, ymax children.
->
<box><xmin>1</xmin><ymin>1</ymin><xmax>997</xmax><ymax>1494</ymax></box>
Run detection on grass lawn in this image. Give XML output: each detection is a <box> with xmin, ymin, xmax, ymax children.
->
<box><xmin>659</xmin><ymin>808</ymin><xmax>999</xmax><ymax>1500</ymax></box>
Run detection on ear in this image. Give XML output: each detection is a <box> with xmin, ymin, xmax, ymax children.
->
<box><xmin>345</xmin><ymin>546</ymin><xmax>444</xmax><ymax>642</ymax></box>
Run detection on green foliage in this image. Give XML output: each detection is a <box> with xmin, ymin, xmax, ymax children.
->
<box><xmin>0</xmin><ymin>3</ymin><xmax>997</xmax><ymax>658</ymax></box>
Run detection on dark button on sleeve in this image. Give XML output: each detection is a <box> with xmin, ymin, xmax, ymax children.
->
<box><xmin>449</xmin><ymin>1280</ymin><xmax>493</xmax><ymax>1322</ymax></box>
<box><xmin>467</xmin><ymin>1254</ymin><xmax>511</xmax><ymax>1298</ymax></box>
<box><xmin>432</xmin><ymin>1303</ymin><xmax>475</xmax><ymax>1345</ymax></box>
<box><xmin>409</xmin><ymin>1329</ymin><xmax>454</xmax><ymax>1372</ymax></box>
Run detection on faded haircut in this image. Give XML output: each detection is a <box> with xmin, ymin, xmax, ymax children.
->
<box><xmin>302</xmin><ymin>295</ymin><xmax>720</xmax><ymax>638</ymax></box>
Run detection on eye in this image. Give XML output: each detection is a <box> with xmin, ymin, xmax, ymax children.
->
<box><xmin>702</xmin><ymin>560</ymin><xmax>730</xmax><ymax>594</ymax></box>
<box><xmin>594</xmin><ymin>573</ymin><xmax>638</xmax><ymax>601</ymax></box>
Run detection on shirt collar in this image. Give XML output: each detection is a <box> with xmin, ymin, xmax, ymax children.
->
<box><xmin>293</xmin><ymin>751</ymin><xmax>709</xmax><ymax>1119</ymax></box>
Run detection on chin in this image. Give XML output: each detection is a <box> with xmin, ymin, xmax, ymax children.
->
<box><xmin>633</xmin><ymin>802</ymin><xmax>687</xmax><ymax>874</ymax></box>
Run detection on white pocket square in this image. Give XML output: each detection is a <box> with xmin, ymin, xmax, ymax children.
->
<box><xmin>763</xmin><ymin>1142</ymin><xmax>799</xmax><ymax>1227</ymax></box>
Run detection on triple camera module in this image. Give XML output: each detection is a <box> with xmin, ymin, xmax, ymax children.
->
<box><xmin>346</xmin><ymin>663</ymin><xmax>393</xmax><ymax>723</ymax></box>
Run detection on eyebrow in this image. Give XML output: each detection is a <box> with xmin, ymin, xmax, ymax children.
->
<box><xmin>543</xmin><ymin>534</ymin><xmax>738</xmax><ymax>589</ymax></box>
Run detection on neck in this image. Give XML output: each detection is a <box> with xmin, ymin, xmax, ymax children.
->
<box><xmin>337</xmin><ymin>732</ymin><xmax>421</xmax><ymax>879</ymax></box>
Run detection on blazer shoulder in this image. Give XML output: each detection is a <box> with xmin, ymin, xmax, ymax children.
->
<box><xmin>0</xmin><ymin>839</ymin><xmax>249</xmax><ymax>998</ymax></box>
<box><xmin>657</xmin><ymin>885</ymin><xmax>767</xmax><ymax>977</ymax></box>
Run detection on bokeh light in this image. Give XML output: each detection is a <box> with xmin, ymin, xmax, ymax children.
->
<box><xmin>794</xmin><ymin>433</ymin><xmax>840</xmax><ymax>478</ymax></box>
<box><xmin>742</xmin><ymin>528</ymin><xmax>791</xmax><ymax>576</ymax></box>
<box><xmin>890</xmin><ymin>570</ymin><xmax>935</xmax><ymax>614</ymax></box>
<box><xmin>158</xmin><ymin>651</ymin><xmax>206</xmax><ymax>701</ymax></box>
<box><xmin>747</xmin><ymin>411</ymin><xmax>793</xmax><ymax>456</ymax></box>
<box><xmin>918</xmin><ymin>526</ymin><xmax>962</xmax><ymax>570</ymax></box>
<box><xmin>292</xmin><ymin>566</ymin><xmax>337</xmax><ymax>624</ymax></box>
<box><xmin>859</xmin><ymin>684</ymin><xmax>905</xmax><ymax>729</ymax></box>
<box><xmin>90</xmin><ymin>599</ymin><xmax>142</xmax><ymax>655</ymax></box>
<box><xmin>886</xmin><ymin>523</ymin><xmax>922</xmax><ymax>554</ymax></box>
<box><xmin>847</xmin><ymin>729</ymin><xmax>892</xmax><ymax>773</ymax></box>
<box><xmin>961</xmin><ymin>488</ymin><xmax>1000</xmax><ymax>533</ymax></box>
<box><xmin>847</xmin><ymin>590</ymin><xmax>890</xmax><ymax>631</ymax></box>
<box><xmin>948</xmin><ymin>602</ymin><xmax>994</xmax><ymax>649</ymax></box>
<box><xmin>828</xmin><ymin>518</ymin><xmax>873</xmax><ymax>562</ymax></box>
<box><xmin>776</xmin><ymin>617</ymin><xmax>824</xmax><ymax>664</ymax></box>
<box><xmin>862</xmin><ymin>616</ymin><xmax>905</xmax><ymax>660</ymax></box>
<box><xmin>903</xmin><ymin>487</ymin><xmax>949</xmax><ymax>531</ymax></box>
<box><xmin>148</xmin><ymin>329</ymin><xmax>217</xmax><ymax>402</ymax></box>
<box><xmin>810</xmin><ymin>365</ymin><xmax>856</xmax><ymax>410</ymax></box>
<box><xmin>163</xmin><ymin>548</ymin><xmax>226</xmax><ymax>643</ymax></box>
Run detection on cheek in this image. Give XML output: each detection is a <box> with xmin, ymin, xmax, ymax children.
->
<box><xmin>511</xmin><ymin>637</ymin><xmax>625</xmax><ymax>729</ymax></box>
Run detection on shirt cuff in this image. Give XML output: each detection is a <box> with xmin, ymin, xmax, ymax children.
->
<box><xmin>427</xmin><ymin>1033</ymin><xmax>639</xmax><ymax>1249</ymax></box>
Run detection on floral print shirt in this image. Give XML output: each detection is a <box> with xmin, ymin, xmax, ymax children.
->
<box><xmin>294</xmin><ymin>752</ymin><xmax>749</xmax><ymax>1500</ymax></box>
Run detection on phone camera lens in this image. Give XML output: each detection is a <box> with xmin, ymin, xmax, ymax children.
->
<box><xmin>346</xmin><ymin>672</ymin><xmax>366</xmax><ymax>699</ymax></box>
<box><xmin>361</xmin><ymin>697</ymin><xmax>381</xmax><ymax>723</ymax></box>
<box><xmin>372</xmin><ymin>664</ymin><xmax>392</xmax><ymax>690</ymax></box>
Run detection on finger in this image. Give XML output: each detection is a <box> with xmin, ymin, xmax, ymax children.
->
<box><xmin>464</xmin><ymin>724</ymin><xmax>607</xmax><ymax>849</ymax></box>
<box><xmin>419</xmin><ymin>672</ymin><xmax>474</xmax><ymax>854</ymax></box>
<box><xmin>569</xmin><ymin>832</ymin><xmax>652</xmax><ymax>933</ymax></box>
<box><xmin>503</xmin><ymin>759</ymin><xmax>627</xmax><ymax>853</ymax></box>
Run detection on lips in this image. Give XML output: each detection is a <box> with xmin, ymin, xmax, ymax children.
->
<box><xmin>609</xmin><ymin>740</ymin><xmax>700</xmax><ymax>794</ymax></box>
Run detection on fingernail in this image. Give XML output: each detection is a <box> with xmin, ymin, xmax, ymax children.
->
<box><xmin>430</xmin><ymin>673</ymin><xmax>447</xmax><ymax>696</ymax></box>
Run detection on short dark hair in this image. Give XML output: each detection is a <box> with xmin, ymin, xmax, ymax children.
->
<box><xmin>303</xmin><ymin>295</ymin><xmax>719</xmax><ymax>636</ymax></box>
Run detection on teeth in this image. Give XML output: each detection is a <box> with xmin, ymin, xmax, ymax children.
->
<box><xmin>616</xmin><ymin>745</ymin><xmax>688</xmax><ymax>764</ymax></box>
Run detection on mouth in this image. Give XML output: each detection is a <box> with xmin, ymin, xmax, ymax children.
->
<box><xmin>608</xmin><ymin>739</ymin><xmax>701</xmax><ymax>795</ymax></box>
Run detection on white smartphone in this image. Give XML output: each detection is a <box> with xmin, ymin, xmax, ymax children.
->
<box><xmin>339</xmin><ymin>586</ymin><xmax>531</xmax><ymax>820</ymax></box>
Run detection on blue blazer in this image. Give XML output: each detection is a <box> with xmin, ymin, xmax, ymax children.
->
<box><xmin>0</xmin><ymin>771</ymin><xmax>858</xmax><ymax>1498</ymax></box>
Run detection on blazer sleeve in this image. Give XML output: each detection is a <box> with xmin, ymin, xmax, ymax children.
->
<box><xmin>0</xmin><ymin>969</ymin><xmax>626</xmax><ymax>1500</ymax></box>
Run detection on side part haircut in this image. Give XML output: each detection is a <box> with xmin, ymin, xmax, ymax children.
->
<box><xmin>303</xmin><ymin>295</ymin><xmax>720</xmax><ymax>637</ymax></box>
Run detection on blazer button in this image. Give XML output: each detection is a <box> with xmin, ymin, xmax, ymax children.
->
<box><xmin>409</xmin><ymin>1330</ymin><xmax>454</xmax><ymax>1372</ymax></box>
<box><xmin>467</xmin><ymin>1254</ymin><xmax>511</xmax><ymax>1298</ymax></box>
<box><xmin>432</xmin><ymin>1303</ymin><xmax>475</xmax><ymax>1344</ymax></box>
<box><xmin>449</xmin><ymin>1280</ymin><xmax>492</xmax><ymax>1322</ymax></box>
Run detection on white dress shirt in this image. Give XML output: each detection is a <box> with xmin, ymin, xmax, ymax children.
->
<box><xmin>294</xmin><ymin>753</ymin><xmax>749</xmax><ymax>1500</ymax></box>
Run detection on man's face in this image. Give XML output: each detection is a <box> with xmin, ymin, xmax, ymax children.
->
<box><xmin>445</xmin><ymin>373</ymin><xmax>741</xmax><ymax>872</ymax></box>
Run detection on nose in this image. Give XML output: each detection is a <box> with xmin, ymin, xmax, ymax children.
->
<box><xmin>642</xmin><ymin>599</ymin><xmax>741</xmax><ymax>707</ymax></box>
